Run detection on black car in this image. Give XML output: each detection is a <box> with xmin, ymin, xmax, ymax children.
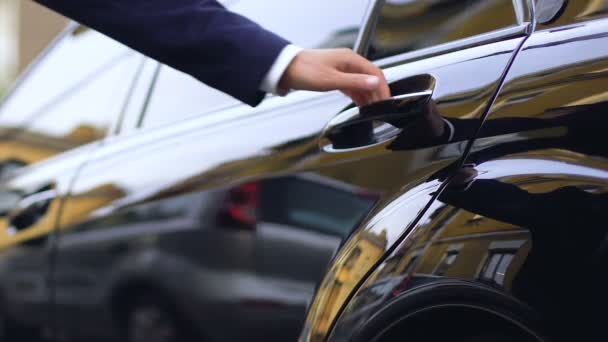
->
<box><xmin>301</xmin><ymin>0</ymin><xmax>608</xmax><ymax>341</ymax></box>
<box><xmin>0</xmin><ymin>0</ymin><xmax>606</xmax><ymax>342</ymax></box>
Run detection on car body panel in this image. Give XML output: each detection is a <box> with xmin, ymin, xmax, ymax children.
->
<box><xmin>0</xmin><ymin>144</ymin><xmax>96</xmax><ymax>333</ymax></box>
<box><xmin>0</xmin><ymin>25</ymin><xmax>147</xmax><ymax>338</ymax></box>
<box><xmin>3</xmin><ymin>1</ymin><xmax>582</xmax><ymax>341</ymax></box>
<box><xmin>0</xmin><ymin>1</ymin><xmax>369</xmax><ymax>339</ymax></box>
<box><xmin>52</xmin><ymin>27</ymin><xmax>525</xmax><ymax>341</ymax></box>
<box><xmin>298</xmin><ymin>38</ymin><xmax>531</xmax><ymax>342</ymax></box>
<box><xmin>327</xmin><ymin>8</ymin><xmax>608</xmax><ymax>342</ymax></box>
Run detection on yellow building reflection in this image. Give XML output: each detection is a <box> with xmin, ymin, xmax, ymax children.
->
<box><xmin>0</xmin><ymin>123</ymin><xmax>108</xmax><ymax>249</ymax></box>
<box><xmin>0</xmin><ymin>182</ymin><xmax>124</xmax><ymax>251</ymax></box>
<box><xmin>308</xmin><ymin>229</ymin><xmax>387</xmax><ymax>340</ymax></box>
<box><xmin>0</xmin><ymin>124</ymin><xmax>106</xmax><ymax>166</ymax></box>
<box><xmin>381</xmin><ymin>204</ymin><xmax>530</xmax><ymax>291</ymax></box>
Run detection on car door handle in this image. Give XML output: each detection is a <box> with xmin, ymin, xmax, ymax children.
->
<box><xmin>7</xmin><ymin>188</ymin><xmax>57</xmax><ymax>234</ymax></box>
<box><xmin>321</xmin><ymin>90</ymin><xmax>433</xmax><ymax>152</ymax></box>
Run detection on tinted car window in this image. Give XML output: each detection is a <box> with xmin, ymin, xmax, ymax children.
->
<box><xmin>141</xmin><ymin>0</ymin><xmax>369</xmax><ymax>129</ymax></box>
<box><xmin>366</xmin><ymin>0</ymin><xmax>518</xmax><ymax>60</ymax></box>
<box><xmin>259</xmin><ymin>177</ymin><xmax>377</xmax><ymax>238</ymax></box>
<box><xmin>0</xmin><ymin>27</ymin><xmax>142</xmax><ymax>167</ymax></box>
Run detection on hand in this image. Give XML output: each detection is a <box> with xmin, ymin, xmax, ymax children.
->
<box><xmin>279</xmin><ymin>48</ymin><xmax>391</xmax><ymax>106</ymax></box>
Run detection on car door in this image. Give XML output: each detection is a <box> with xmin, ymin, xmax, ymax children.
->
<box><xmin>0</xmin><ymin>25</ymin><xmax>145</xmax><ymax>340</ymax></box>
<box><xmin>325</xmin><ymin>1</ymin><xmax>608</xmax><ymax>341</ymax></box>
<box><xmin>53</xmin><ymin>0</ymin><xmax>529</xmax><ymax>342</ymax></box>
<box><xmin>301</xmin><ymin>0</ymin><xmax>533</xmax><ymax>340</ymax></box>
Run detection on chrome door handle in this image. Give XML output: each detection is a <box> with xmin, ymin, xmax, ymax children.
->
<box><xmin>321</xmin><ymin>90</ymin><xmax>433</xmax><ymax>151</ymax></box>
<box><xmin>7</xmin><ymin>188</ymin><xmax>57</xmax><ymax>233</ymax></box>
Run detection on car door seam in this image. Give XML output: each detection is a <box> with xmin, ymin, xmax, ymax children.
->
<box><xmin>323</xmin><ymin>33</ymin><xmax>533</xmax><ymax>342</ymax></box>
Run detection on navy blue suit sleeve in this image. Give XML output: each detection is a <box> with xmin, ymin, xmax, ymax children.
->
<box><xmin>33</xmin><ymin>0</ymin><xmax>290</xmax><ymax>106</ymax></box>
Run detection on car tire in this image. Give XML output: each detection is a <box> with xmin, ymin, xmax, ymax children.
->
<box><xmin>458</xmin><ymin>334</ymin><xmax>526</xmax><ymax>342</ymax></box>
<box><xmin>377</xmin><ymin>326</ymin><xmax>540</xmax><ymax>342</ymax></box>
<box><xmin>123</xmin><ymin>293</ymin><xmax>196</xmax><ymax>342</ymax></box>
<box><xmin>0</xmin><ymin>315</ymin><xmax>42</xmax><ymax>342</ymax></box>
<box><xmin>373</xmin><ymin>312</ymin><xmax>543</xmax><ymax>342</ymax></box>
<box><xmin>354</xmin><ymin>281</ymin><xmax>546</xmax><ymax>342</ymax></box>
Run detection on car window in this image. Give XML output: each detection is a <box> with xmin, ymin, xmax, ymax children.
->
<box><xmin>259</xmin><ymin>177</ymin><xmax>378</xmax><ymax>238</ymax></box>
<box><xmin>0</xmin><ymin>27</ymin><xmax>143</xmax><ymax>167</ymax></box>
<box><xmin>230</xmin><ymin>0</ymin><xmax>370</xmax><ymax>49</ymax></box>
<box><xmin>140</xmin><ymin>0</ymin><xmax>369</xmax><ymax>129</ymax></box>
<box><xmin>140</xmin><ymin>66</ymin><xmax>239</xmax><ymax>129</ymax></box>
<box><xmin>366</xmin><ymin>0</ymin><xmax>519</xmax><ymax>60</ymax></box>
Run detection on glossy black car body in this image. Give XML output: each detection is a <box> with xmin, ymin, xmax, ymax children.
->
<box><xmin>302</xmin><ymin>1</ymin><xmax>608</xmax><ymax>341</ymax></box>
<box><xmin>0</xmin><ymin>0</ymin><xmax>606</xmax><ymax>342</ymax></box>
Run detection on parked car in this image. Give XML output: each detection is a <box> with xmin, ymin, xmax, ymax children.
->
<box><xmin>300</xmin><ymin>0</ymin><xmax>608</xmax><ymax>342</ymax></box>
<box><xmin>0</xmin><ymin>0</ymin><xmax>606</xmax><ymax>342</ymax></box>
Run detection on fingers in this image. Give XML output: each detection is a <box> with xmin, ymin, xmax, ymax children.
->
<box><xmin>328</xmin><ymin>71</ymin><xmax>390</xmax><ymax>106</ymax></box>
<box><xmin>341</xmin><ymin>89</ymin><xmax>369</xmax><ymax>107</ymax></box>
<box><xmin>327</xmin><ymin>72</ymin><xmax>382</xmax><ymax>106</ymax></box>
<box><xmin>326</xmin><ymin>71</ymin><xmax>380</xmax><ymax>93</ymax></box>
<box><xmin>338</xmin><ymin>50</ymin><xmax>391</xmax><ymax>105</ymax></box>
<box><xmin>279</xmin><ymin>48</ymin><xmax>391</xmax><ymax>106</ymax></box>
<box><xmin>339</xmin><ymin>50</ymin><xmax>383</xmax><ymax>78</ymax></box>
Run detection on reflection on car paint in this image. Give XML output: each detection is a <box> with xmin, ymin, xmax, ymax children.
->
<box><xmin>301</xmin><ymin>33</ymin><xmax>525</xmax><ymax>340</ymax></box>
<box><xmin>327</xmin><ymin>17</ymin><xmax>608</xmax><ymax>342</ymax></box>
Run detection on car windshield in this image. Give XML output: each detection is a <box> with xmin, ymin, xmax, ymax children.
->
<box><xmin>229</xmin><ymin>0</ymin><xmax>370</xmax><ymax>49</ymax></box>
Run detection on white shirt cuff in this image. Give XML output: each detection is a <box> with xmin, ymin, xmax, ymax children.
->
<box><xmin>260</xmin><ymin>44</ymin><xmax>304</xmax><ymax>96</ymax></box>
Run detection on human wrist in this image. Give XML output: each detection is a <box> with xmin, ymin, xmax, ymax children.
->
<box><xmin>260</xmin><ymin>45</ymin><xmax>304</xmax><ymax>95</ymax></box>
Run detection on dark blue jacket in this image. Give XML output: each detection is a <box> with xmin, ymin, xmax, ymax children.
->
<box><xmin>34</xmin><ymin>0</ymin><xmax>290</xmax><ymax>106</ymax></box>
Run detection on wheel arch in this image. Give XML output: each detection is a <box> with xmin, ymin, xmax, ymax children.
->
<box><xmin>346</xmin><ymin>280</ymin><xmax>547</xmax><ymax>342</ymax></box>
